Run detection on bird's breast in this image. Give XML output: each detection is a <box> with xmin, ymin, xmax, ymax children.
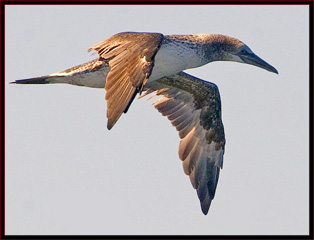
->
<box><xmin>149</xmin><ymin>38</ymin><xmax>207</xmax><ymax>82</ymax></box>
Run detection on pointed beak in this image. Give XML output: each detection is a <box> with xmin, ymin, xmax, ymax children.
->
<box><xmin>240</xmin><ymin>52</ymin><xmax>278</xmax><ymax>74</ymax></box>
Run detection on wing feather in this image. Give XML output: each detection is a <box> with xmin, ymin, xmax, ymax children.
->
<box><xmin>89</xmin><ymin>32</ymin><xmax>164</xmax><ymax>129</ymax></box>
<box><xmin>142</xmin><ymin>72</ymin><xmax>225</xmax><ymax>215</ymax></box>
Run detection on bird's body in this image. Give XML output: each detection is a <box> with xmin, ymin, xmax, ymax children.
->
<box><xmin>11</xmin><ymin>31</ymin><xmax>278</xmax><ymax>215</ymax></box>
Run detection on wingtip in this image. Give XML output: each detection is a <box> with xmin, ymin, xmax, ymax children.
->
<box><xmin>201</xmin><ymin>199</ymin><xmax>212</xmax><ymax>215</ymax></box>
<box><xmin>107</xmin><ymin>119</ymin><xmax>115</xmax><ymax>130</ymax></box>
<box><xmin>201</xmin><ymin>205</ymin><xmax>209</xmax><ymax>215</ymax></box>
<box><xmin>107</xmin><ymin>123</ymin><xmax>113</xmax><ymax>130</ymax></box>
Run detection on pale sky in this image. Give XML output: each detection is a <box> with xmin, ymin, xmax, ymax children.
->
<box><xmin>5</xmin><ymin>5</ymin><xmax>309</xmax><ymax>235</ymax></box>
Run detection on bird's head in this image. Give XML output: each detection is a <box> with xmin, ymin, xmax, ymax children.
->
<box><xmin>204</xmin><ymin>34</ymin><xmax>278</xmax><ymax>74</ymax></box>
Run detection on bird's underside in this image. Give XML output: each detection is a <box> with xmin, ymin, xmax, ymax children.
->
<box><xmin>143</xmin><ymin>72</ymin><xmax>225</xmax><ymax>214</ymax></box>
<box><xmin>11</xmin><ymin>31</ymin><xmax>278</xmax><ymax>214</ymax></box>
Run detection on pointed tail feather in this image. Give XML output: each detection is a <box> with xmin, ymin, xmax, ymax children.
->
<box><xmin>9</xmin><ymin>75</ymin><xmax>66</xmax><ymax>85</ymax></box>
<box><xmin>10</xmin><ymin>59</ymin><xmax>109</xmax><ymax>88</ymax></box>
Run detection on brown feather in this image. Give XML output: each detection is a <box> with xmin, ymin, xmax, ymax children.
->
<box><xmin>89</xmin><ymin>32</ymin><xmax>164</xmax><ymax>128</ymax></box>
<box><xmin>142</xmin><ymin>72</ymin><xmax>225</xmax><ymax>215</ymax></box>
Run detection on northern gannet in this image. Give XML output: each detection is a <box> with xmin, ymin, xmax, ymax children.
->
<box><xmin>11</xmin><ymin>32</ymin><xmax>278</xmax><ymax>215</ymax></box>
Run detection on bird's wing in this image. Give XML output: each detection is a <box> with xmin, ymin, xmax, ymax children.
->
<box><xmin>89</xmin><ymin>32</ymin><xmax>164</xmax><ymax>129</ymax></box>
<box><xmin>142</xmin><ymin>72</ymin><xmax>225</xmax><ymax>215</ymax></box>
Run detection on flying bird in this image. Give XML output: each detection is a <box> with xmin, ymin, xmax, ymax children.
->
<box><xmin>10</xmin><ymin>32</ymin><xmax>278</xmax><ymax>215</ymax></box>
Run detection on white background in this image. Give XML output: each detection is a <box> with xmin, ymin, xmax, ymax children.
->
<box><xmin>5</xmin><ymin>5</ymin><xmax>309</xmax><ymax>235</ymax></box>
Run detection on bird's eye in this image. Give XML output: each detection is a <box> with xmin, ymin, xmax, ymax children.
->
<box><xmin>240</xmin><ymin>49</ymin><xmax>247</xmax><ymax>54</ymax></box>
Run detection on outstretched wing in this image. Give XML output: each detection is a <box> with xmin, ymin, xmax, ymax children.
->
<box><xmin>142</xmin><ymin>72</ymin><xmax>225</xmax><ymax>215</ymax></box>
<box><xmin>89</xmin><ymin>32</ymin><xmax>164</xmax><ymax>129</ymax></box>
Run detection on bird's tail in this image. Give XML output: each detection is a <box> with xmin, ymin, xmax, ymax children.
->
<box><xmin>9</xmin><ymin>59</ymin><xmax>108</xmax><ymax>88</ymax></box>
<box><xmin>9</xmin><ymin>75</ymin><xmax>66</xmax><ymax>85</ymax></box>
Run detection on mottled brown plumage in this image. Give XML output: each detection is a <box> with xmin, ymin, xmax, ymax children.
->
<box><xmin>89</xmin><ymin>32</ymin><xmax>164</xmax><ymax>129</ymax></box>
<box><xmin>142</xmin><ymin>72</ymin><xmax>225</xmax><ymax>214</ymax></box>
